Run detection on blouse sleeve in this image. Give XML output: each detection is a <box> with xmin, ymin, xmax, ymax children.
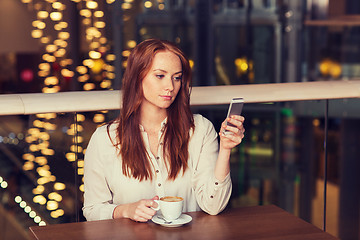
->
<box><xmin>82</xmin><ymin>127</ymin><xmax>117</xmax><ymax>221</ymax></box>
<box><xmin>191</xmin><ymin>115</ymin><xmax>232</xmax><ymax>215</ymax></box>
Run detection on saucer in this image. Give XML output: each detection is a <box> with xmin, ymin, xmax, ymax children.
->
<box><xmin>151</xmin><ymin>214</ymin><xmax>192</xmax><ymax>227</ymax></box>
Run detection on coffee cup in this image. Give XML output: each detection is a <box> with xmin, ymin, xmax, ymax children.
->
<box><xmin>152</xmin><ymin>196</ymin><xmax>183</xmax><ymax>221</ymax></box>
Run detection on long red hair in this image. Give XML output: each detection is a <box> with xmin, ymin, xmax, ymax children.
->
<box><xmin>108</xmin><ymin>39</ymin><xmax>194</xmax><ymax>181</ymax></box>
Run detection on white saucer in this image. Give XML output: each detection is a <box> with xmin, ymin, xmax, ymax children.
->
<box><xmin>151</xmin><ymin>214</ymin><xmax>192</xmax><ymax>227</ymax></box>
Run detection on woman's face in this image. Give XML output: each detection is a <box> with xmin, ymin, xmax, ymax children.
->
<box><xmin>141</xmin><ymin>50</ymin><xmax>182</xmax><ymax>112</ymax></box>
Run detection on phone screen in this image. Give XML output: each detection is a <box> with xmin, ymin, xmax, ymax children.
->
<box><xmin>224</xmin><ymin>98</ymin><xmax>244</xmax><ymax>134</ymax></box>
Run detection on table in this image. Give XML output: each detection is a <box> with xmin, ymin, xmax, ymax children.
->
<box><xmin>29</xmin><ymin>205</ymin><xmax>338</xmax><ymax>240</ymax></box>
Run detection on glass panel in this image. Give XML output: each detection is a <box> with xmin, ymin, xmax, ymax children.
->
<box><xmin>214</xmin><ymin>25</ymin><xmax>276</xmax><ymax>85</ymax></box>
<box><xmin>2</xmin><ymin>98</ymin><xmax>360</xmax><ymax>239</ymax></box>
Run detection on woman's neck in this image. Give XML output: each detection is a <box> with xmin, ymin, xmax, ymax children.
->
<box><xmin>140</xmin><ymin>105</ymin><xmax>167</xmax><ymax>133</ymax></box>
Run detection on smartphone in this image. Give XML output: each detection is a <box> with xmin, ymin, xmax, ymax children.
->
<box><xmin>224</xmin><ymin>97</ymin><xmax>244</xmax><ymax>135</ymax></box>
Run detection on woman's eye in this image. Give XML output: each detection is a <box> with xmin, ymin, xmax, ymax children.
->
<box><xmin>174</xmin><ymin>76</ymin><xmax>182</xmax><ymax>81</ymax></box>
<box><xmin>156</xmin><ymin>74</ymin><xmax>164</xmax><ymax>79</ymax></box>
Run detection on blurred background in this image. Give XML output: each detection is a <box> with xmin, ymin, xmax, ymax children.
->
<box><xmin>0</xmin><ymin>0</ymin><xmax>360</xmax><ymax>239</ymax></box>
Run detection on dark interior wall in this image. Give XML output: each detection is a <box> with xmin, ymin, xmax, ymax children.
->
<box><xmin>0</xmin><ymin>0</ymin><xmax>40</xmax><ymax>53</ymax></box>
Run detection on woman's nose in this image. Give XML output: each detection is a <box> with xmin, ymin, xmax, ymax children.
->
<box><xmin>164</xmin><ymin>77</ymin><xmax>174</xmax><ymax>92</ymax></box>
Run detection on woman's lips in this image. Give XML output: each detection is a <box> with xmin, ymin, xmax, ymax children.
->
<box><xmin>160</xmin><ymin>95</ymin><xmax>172</xmax><ymax>100</ymax></box>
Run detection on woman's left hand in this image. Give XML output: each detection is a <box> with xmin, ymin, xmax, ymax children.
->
<box><xmin>219</xmin><ymin>115</ymin><xmax>245</xmax><ymax>149</ymax></box>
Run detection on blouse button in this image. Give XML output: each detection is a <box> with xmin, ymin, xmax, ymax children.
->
<box><xmin>156</xmin><ymin>156</ymin><xmax>160</xmax><ymax>160</ymax></box>
<box><xmin>158</xmin><ymin>183</ymin><xmax>161</xmax><ymax>187</ymax></box>
<box><xmin>156</xmin><ymin>170</ymin><xmax>159</xmax><ymax>173</ymax></box>
<box><xmin>210</xmin><ymin>195</ymin><xmax>214</xmax><ymax>198</ymax></box>
<box><xmin>215</xmin><ymin>182</ymin><xmax>218</xmax><ymax>185</ymax></box>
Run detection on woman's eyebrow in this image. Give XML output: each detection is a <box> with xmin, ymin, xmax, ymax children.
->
<box><xmin>153</xmin><ymin>69</ymin><xmax>182</xmax><ymax>74</ymax></box>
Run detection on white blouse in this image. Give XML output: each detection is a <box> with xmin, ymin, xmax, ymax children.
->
<box><xmin>82</xmin><ymin>114</ymin><xmax>232</xmax><ymax>221</ymax></box>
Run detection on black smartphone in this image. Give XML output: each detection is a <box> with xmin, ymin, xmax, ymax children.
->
<box><xmin>224</xmin><ymin>97</ymin><xmax>244</xmax><ymax>135</ymax></box>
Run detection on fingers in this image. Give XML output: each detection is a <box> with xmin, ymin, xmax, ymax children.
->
<box><xmin>220</xmin><ymin>115</ymin><xmax>245</xmax><ymax>137</ymax></box>
<box><xmin>131</xmin><ymin>199</ymin><xmax>158</xmax><ymax>222</ymax></box>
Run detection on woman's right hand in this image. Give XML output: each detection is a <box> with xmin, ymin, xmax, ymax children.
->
<box><xmin>113</xmin><ymin>196</ymin><xmax>159</xmax><ymax>222</ymax></box>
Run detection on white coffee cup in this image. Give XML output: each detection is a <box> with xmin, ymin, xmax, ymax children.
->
<box><xmin>152</xmin><ymin>196</ymin><xmax>183</xmax><ymax>221</ymax></box>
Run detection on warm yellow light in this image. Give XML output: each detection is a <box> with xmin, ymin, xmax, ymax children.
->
<box><xmin>23</xmin><ymin>161</ymin><xmax>34</xmax><ymax>171</ymax></box>
<box><xmin>46</xmin><ymin>200</ymin><xmax>58</xmax><ymax>211</ymax></box>
<box><xmin>36</xmin><ymin>21</ymin><xmax>46</xmax><ymax>29</ymax></box>
<box><xmin>54</xmin><ymin>48</ymin><xmax>66</xmax><ymax>58</ymax></box>
<box><xmin>79</xmin><ymin>184</ymin><xmax>84</xmax><ymax>192</ymax></box>
<box><xmin>89</xmin><ymin>42</ymin><xmax>100</xmax><ymax>49</ymax></box>
<box><xmin>80</xmin><ymin>9</ymin><xmax>92</xmax><ymax>18</ymax></box>
<box><xmin>33</xmin><ymin>195</ymin><xmax>47</xmax><ymax>205</ymax></box>
<box><xmin>39</xmin><ymin>132</ymin><xmax>50</xmax><ymax>141</ymax></box>
<box><xmin>31</xmin><ymin>30</ymin><xmax>43</xmax><ymax>38</ymax></box>
<box><xmin>89</xmin><ymin>51</ymin><xmax>101</xmax><ymax>59</ymax></box>
<box><xmin>94</xmin><ymin>11</ymin><xmax>104</xmax><ymax>17</ymax></box>
<box><xmin>52</xmin><ymin>2</ymin><xmax>63</xmax><ymax>10</ymax></box>
<box><xmin>58</xmin><ymin>31</ymin><xmax>70</xmax><ymax>39</ymax></box>
<box><xmin>74</xmin><ymin>135</ymin><xmax>84</xmax><ymax>143</ymax></box>
<box><xmin>44</xmin><ymin>76</ymin><xmax>59</xmax><ymax>85</ymax></box>
<box><xmin>46</xmin><ymin>44</ymin><xmax>57</xmax><ymax>53</ymax></box>
<box><xmin>40</xmin><ymin>37</ymin><xmax>50</xmax><ymax>44</ymax></box>
<box><xmin>78</xmin><ymin>168</ymin><xmax>84</xmax><ymax>175</ymax></box>
<box><xmin>23</xmin><ymin>153</ymin><xmax>35</xmax><ymax>161</ymax></box>
<box><xmin>78</xmin><ymin>75</ymin><xmax>90</xmax><ymax>82</ymax></box>
<box><xmin>48</xmin><ymin>192</ymin><xmax>62</xmax><ymax>202</ymax></box>
<box><xmin>78</xmin><ymin>160</ymin><xmax>84</xmax><ymax>168</ymax></box>
<box><xmin>106</xmin><ymin>54</ymin><xmax>116</xmax><ymax>61</ymax></box>
<box><xmin>37</xmin><ymin>177</ymin><xmax>50</xmax><ymax>185</ymax></box>
<box><xmin>29</xmin><ymin>144</ymin><xmax>39</xmax><ymax>152</ymax></box>
<box><xmin>94</xmin><ymin>21</ymin><xmax>106</xmax><ymax>28</ymax></box>
<box><xmin>91</xmin><ymin>59</ymin><xmax>104</xmax><ymax>73</ymax></box>
<box><xmin>59</xmin><ymin>21</ymin><xmax>68</xmax><ymax>29</ymax></box>
<box><xmin>144</xmin><ymin>1</ymin><xmax>152</xmax><ymax>8</ymax></box>
<box><xmin>159</xmin><ymin>3</ymin><xmax>165</xmax><ymax>10</ymax></box>
<box><xmin>54</xmin><ymin>182</ymin><xmax>66</xmax><ymax>191</ymax></box>
<box><xmin>77</xmin><ymin>114</ymin><xmax>86</xmax><ymax>122</ymax></box>
<box><xmin>39</xmin><ymin>63</ymin><xmax>51</xmax><ymax>71</ymax></box>
<box><xmin>60</xmin><ymin>59</ymin><xmax>72</xmax><ymax>67</ymax></box>
<box><xmin>22</xmin><ymin>0</ymin><xmax>32</xmax><ymax>3</ymax></box>
<box><xmin>127</xmin><ymin>40</ymin><xmax>136</xmax><ymax>48</ymax></box>
<box><xmin>54</xmin><ymin>24</ymin><xmax>62</xmax><ymax>31</ymax></box>
<box><xmin>37</xmin><ymin>11</ymin><xmax>49</xmax><ymax>19</ymax></box>
<box><xmin>61</xmin><ymin>69</ymin><xmax>74</xmax><ymax>78</ymax></box>
<box><xmin>106</xmin><ymin>72</ymin><xmax>115</xmax><ymax>79</ymax></box>
<box><xmin>83</xmin><ymin>83</ymin><xmax>96</xmax><ymax>91</ymax></box>
<box><xmin>122</xmin><ymin>3</ymin><xmax>132</xmax><ymax>10</ymax></box>
<box><xmin>33</xmin><ymin>119</ymin><xmax>44</xmax><ymax>128</ymax></box>
<box><xmin>42</xmin><ymin>86</ymin><xmax>60</xmax><ymax>93</ymax></box>
<box><xmin>38</xmin><ymin>71</ymin><xmax>48</xmax><ymax>77</ymax></box>
<box><xmin>93</xmin><ymin>113</ymin><xmax>105</xmax><ymax>123</ymax></box>
<box><xmin>76</xmin><ymin>66</ymin><xmax>88</xmax><ymax>74</ymax></box>
<box><xmin>50</xmin><ymin>12</ymin><xmax>62</xmax><ymax>21</ymax></box>
<box><xmin>99</xmin><ymin>37</ymin><xmax>107</xmax><ymax>44</ymax></box>
<box><xmin>66</xmin><ymin>152</ymin><xmax>76</xmax><ymax>162</ymax></box>
<box><xmin>100</xmin><ymin>80</ymin><xmax>112</xmax><ymax>89</ymax></box>
<box><xmin>70</xmin><ymin>145</ymin><xmax>83</xmax><ymax>152</ymax></box>
<box><xmin>86</xmin><ymin>1</ymin><xmax>98</xmax><ymax>9</ymax></box>
<box><xmin>83</xmin><ymin>59</ymin><xmax>94</xmax><ymax>68</ymax></box>
<box><xmin>37</xmin><ymin>168</ymin><xmax>51</xmax><ymax>177</ymax></box>
<box><xmin>82</xmin><ymin>18</ymin><xmax>91</xmax><ymax>25</ymax></box>
<box><xmin>122</xmin><ymin>50</ymin><xmax>131</xmax><ymax>57</ymax></box>
<box><xmin>35</xmin><ymin>156</ymin><xmax>48</xmax><ymax>165</ymax></box>
<box><xmin>104</xmin><ymin>64</ymin><xmax>115</xmax><ymax>72</ymax></box>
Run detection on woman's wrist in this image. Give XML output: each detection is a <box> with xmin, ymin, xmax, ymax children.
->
<box><xmin>113</xmin><ymin>204</ymin><xmax>128</xmax><ymax>219</ymax></box>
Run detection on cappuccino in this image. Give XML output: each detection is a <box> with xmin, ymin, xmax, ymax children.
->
<box><xmin>160</xmin><ymin>196</ymin><xmax>183</xmax><ymax>202</ymax></box>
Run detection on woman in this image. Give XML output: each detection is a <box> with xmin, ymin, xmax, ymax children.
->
<box><xmin>83</xmin><ymin>39</ymin><xmax>245</xmax><ymax>222</ymax></box>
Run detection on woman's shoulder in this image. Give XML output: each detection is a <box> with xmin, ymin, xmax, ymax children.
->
<box><xmin>193</xmin><ymin>114</ymin><xmax>215</xmax><ymax>131</ymax></box>
<box><xmin>91</xmin><ymin>121</ymin><xmax>118</xmax><ymax>142</ymax></box>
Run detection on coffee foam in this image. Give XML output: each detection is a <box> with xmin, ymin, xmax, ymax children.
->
<box><xmin>160</xmin><ymin>196</ymin><xmax>183</xmax><ymax>202</ymax></box>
